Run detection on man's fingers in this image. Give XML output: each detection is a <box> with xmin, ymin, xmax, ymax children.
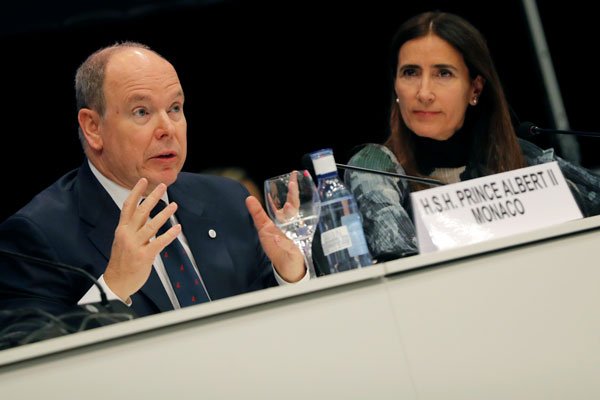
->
<box><xmin>266</xmin><ymin>195</ymin><xmax>282</xmax><ymax>221</ymax></box>
<box><xmin>133</xmin><ymin>183</ymin><xmax>167</xmax><ymax>225</ymax></box>
<box><xmin>142</xmin><ymin>201</ymin><xmax>178</xmax><ymax>242</ymax></box>
<box><xmin>151</xmin><ymin>223</ymin><xmax>181</xmax><ymax>252</ymax></box>
<box><xmin>246</xmin><ymin>196</ymin><xmax>272</xmax><ymax>231</ymax></box>
<box><xmin>287</xmin><ymin>171</ymin><xmax>300</xmax><ymax>209</ymax></box>
<box><xmin>120</xmin><ymin>178</ymin><xmax>148</xmax><ymax>223</ymax></box>
<box><xmin>283</xmin><ymin>202</ymin><xmax>298</xmax><ymax>219</ymax></box>
<box><xmin>287</xmin><ymin>181</ymin><xmax>300</xmax><ymax>209</ymax></box>
<box><xmin>121</xmin><ymin>182</ymin><xmax>169</xmax><ymax>232</ymax></box>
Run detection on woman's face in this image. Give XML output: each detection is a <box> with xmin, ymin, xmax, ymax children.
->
<box><xmin>394</xmin><ymin>34</ymin><xmax>483</xmax><ymax>141</ymax></box>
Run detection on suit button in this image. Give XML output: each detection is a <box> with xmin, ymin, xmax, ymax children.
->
<box><xmin>208</xmin><ymin>229</ymin><xmax>217</xmax><ymax>239</ymax></box>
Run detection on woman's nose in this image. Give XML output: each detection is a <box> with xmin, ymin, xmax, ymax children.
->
<box><xmin>416</xmin><ymin>78</ymin><xmax>435</xmax><ymax>104</ymax></box>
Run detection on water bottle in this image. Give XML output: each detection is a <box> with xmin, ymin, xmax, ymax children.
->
<box><xmin>310</xmin><ymin>148</ymin><xmax>373</xmax><ymax>273</ymax></box>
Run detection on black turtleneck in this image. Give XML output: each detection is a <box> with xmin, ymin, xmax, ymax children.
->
<box><xmin>413</xmin><ymin>115</ymin><xmax>476</xmax><ymax>175</ymax></box>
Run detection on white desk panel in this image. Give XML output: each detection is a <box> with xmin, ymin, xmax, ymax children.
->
<box><xmin>384</xmin><ymin>218</ymin><xmax>600</xmax><ymax>400</ymax></box>
<box><xmin>0</xmin><ymin>272</ymin><xmax>417</xmax><ymax>400</ymax></box>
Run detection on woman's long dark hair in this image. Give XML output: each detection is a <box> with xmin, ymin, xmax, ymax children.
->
<box><xmin>385</xmin><ymin>11</ymin><xmax>525</xmax><ymax>190</ymax></box>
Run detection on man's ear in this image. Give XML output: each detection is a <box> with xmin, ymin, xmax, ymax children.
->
<box><xmin>78</xmin><ymin>108</ymin><xmax>103</xmax><ymax>151</ymax></box>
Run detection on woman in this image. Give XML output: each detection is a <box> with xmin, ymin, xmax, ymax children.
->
<box><xmin>345</xmin><ymin>11</ymin><xmax>600</xmax><ymax>260</ymax></box>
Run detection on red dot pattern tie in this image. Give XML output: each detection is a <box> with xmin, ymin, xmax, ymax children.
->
<box><xmin>151</xmin><ymin>200</ymin><xmax>210</xmax><ymax>307</ymax></box>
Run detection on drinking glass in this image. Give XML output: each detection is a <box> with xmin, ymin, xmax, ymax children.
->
<box><xmin>264</xmin><ymin>170</ymin><xmax>321</xmax><ymax>278</ymax></box>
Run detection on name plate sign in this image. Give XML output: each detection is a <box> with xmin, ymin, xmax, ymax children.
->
<box><xmin>410</xmin><ymin>161</ymin><xmax>583</xmax><ymax>253</ymax></box>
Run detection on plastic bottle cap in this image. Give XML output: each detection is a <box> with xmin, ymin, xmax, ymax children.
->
<box><xmin>312</xmin><ymin>154</ymin><xmax>337</xmax><ymax>176</ymax></box>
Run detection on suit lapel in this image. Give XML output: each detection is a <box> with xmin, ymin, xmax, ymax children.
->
<box><xmin>78</xmin><ymin>162</ymin><xmax>119</xmax><ymax>265</ymax></box>
<box><xmin>168</xmin><ymin>181</ymin><xmax>237</xmax><ymax>299</ymax></box>
<box><xmin>169</xmin><ymin>185</ymin><xmax>211</xmax><ymax>267</ymax></box>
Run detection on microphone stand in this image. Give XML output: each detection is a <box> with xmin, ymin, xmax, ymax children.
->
<box><xmin>336</xmin><ymin>163</ymin><xmax>444</xmax><ymax>186</ymax></box>
<box><xmin>531</xmin><ymin>126</ymin><xmax>600</xmax><ymax>138</ymax></box>
<box><xmin>0</xmin><ymin>248</ymin><xmax>137</xmax><ymax>348</ymax></box>
<box><xmin>0</xmin><ymin>248</ymin><xmax>109</xmax><ymax>307</ymax></box>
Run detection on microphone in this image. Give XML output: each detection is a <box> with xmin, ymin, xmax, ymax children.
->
<box><xmin>0</xmin><ymin>248</ymin><xmax>136</xmax><ymax>349</ymax></box>
<box><xmin>301</xmin><ymin>148</ymin><xmax>444</xmax><ymax>187</ymax></box>
<box><xmin>0</xmin><ymin>248</ymin><xmax>109</xmax><ymax>306</ymax></box>
<box><xmin>335</xmin><ymin>163</ymin><xmax>444</xmax><ymax>186</ymax></box>
<box><xmin>0</xmin><ymin>248</ymin><xmax>136</xmax><ymax>317</ymax></box>
<box><xmin>518</xmin><ymin>121</ymin><xmax>600</xmax><ymax>139</ymax></box>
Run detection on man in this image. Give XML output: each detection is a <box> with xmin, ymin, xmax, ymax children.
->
<box><xmin>0</xmin><ymin>42</ymin><xmax>306</xmax><ymax>317</ymax></box>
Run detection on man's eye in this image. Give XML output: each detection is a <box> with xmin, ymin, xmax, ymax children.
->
<box><xmin>133</xmin><ymin>108</ymin><xmax>148</xmax><ymax>117</ymax></box>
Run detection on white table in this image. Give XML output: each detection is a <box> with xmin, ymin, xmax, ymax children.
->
<box><xmin>2</xmin><ymin>215</ymin><xmax>599</xmax><ymax>399</ymax></box>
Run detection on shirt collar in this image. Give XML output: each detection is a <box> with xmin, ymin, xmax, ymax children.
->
<box><xmin>88</xmin><ymin>159</ymin><xmax>170</xmax><ymax>210</ymax></box>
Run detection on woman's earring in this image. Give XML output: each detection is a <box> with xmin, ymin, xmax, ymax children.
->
<box><xmin>395</xmin><ymin>98</ymin><xmax>400</xmax><ymax>104</ymax></box>
<box><xmin>471</xmin><ymin>96</ymin><xmax>478</xmax><ymax>106</ymax></box>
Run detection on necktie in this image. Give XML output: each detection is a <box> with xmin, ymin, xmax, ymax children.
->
<box><xmin>151</xmin><ymin>200</ymin><xmax>210</xmax><ymax>307</ymax></box>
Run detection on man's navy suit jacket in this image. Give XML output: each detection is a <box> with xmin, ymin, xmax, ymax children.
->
<box><xmin>0</xmin><ymin>161</ymin><xmax>277</xmax><ymax>316</ymax></box>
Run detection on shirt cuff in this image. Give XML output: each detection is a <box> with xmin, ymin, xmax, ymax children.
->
<box><xmin>272</xmin><ymin>264</ymin><xmax>310</xmax><ymax>285</ymax></box>
<box><xmin>77</xmin><ymin>275</ymin><xmax>132</xmax><ymax>306</ymax></box>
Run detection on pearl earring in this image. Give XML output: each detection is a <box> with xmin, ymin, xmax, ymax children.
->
<box><xmin>395</xmin><ymin>98</ymin><xmax>400</xmax><ymax>103</ymax></box>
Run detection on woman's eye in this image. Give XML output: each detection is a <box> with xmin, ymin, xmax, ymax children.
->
<box><xmin>402</xmin><ymin>68</ymin><xmax>418</xmax><ymax>77</ymax></box>
<box><xmin>438</xmin><ymin>69</ymin><xmax>453</xmax><ymax>78</ymax></box>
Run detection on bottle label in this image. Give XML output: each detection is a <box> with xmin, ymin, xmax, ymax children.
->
<box><xmin>341</xmin><ymin>213</ymin><xmax>370</xmax><ymax>257</ymax></box>
<box><xmin>312</xmin><ymin>154</ymin><xmax>337</xmax><ymax>176</ymax></box>
<box><xmin>319</xmin><ymin>195</ymin><xmax>354</xmax><ymax>207</ymax></box>
<box><xmin>320</xmin><ymin>213</ymin><xmax>369</xmax><ymax>257</ymax></box>
<box><xmin>321</xmin><ymin>225</ymin><xmax>352</xmax><ymax>256</ymax></box>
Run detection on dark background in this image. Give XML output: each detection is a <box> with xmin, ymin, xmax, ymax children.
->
<box><xmin>1</xmin><ymin>0</ymin><xmax>597</xmax><ymax>222</ymax></box>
